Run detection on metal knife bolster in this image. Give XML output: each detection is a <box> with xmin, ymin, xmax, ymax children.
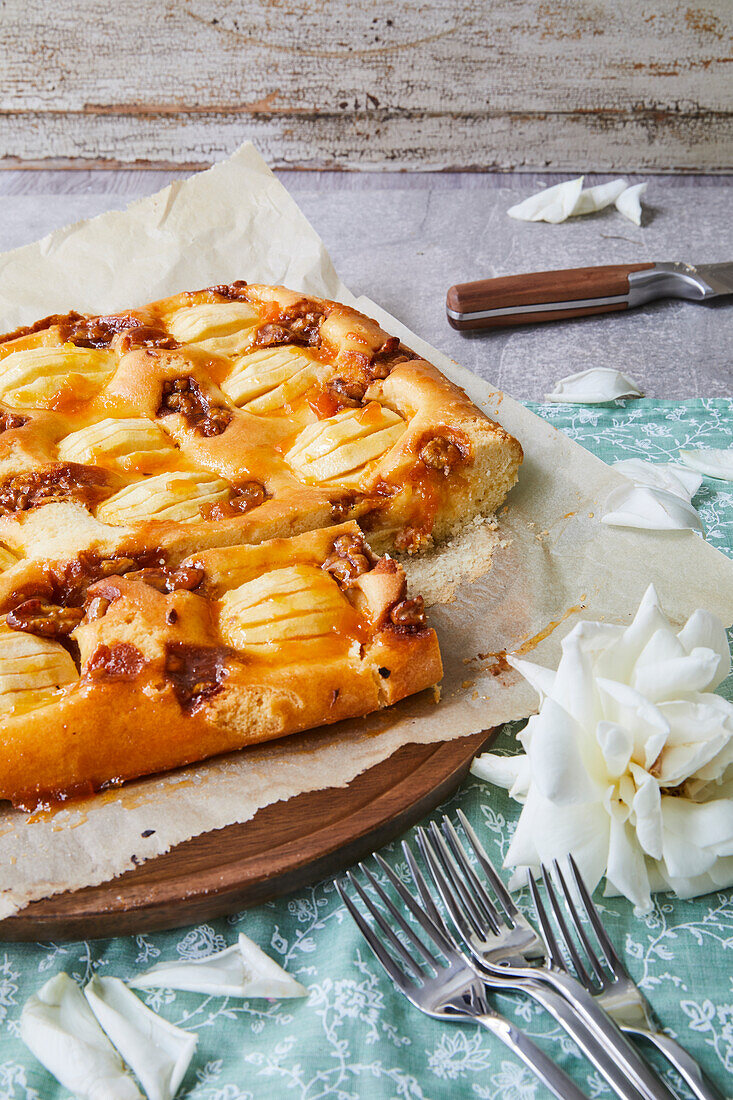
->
<box><xmin>627</xmin><ymin>262</ymin><xmax>728</xmax><ymax>307</ymax></box>
<box><xmin>446</xmin><ymin>261</ymin><xmax>732</xmax><ymax>329</ymax></box>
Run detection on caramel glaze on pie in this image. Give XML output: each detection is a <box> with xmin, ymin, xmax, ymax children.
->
<box><xmin>0</xmin><ymin>283</ymin><xmax>522</xmax><ymax>807</ymax></box>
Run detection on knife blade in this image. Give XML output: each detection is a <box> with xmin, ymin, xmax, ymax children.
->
<box><xmin>446</xmin><ymin>261</ymin><xmax>733</xmax><ymax>331</ymax></box>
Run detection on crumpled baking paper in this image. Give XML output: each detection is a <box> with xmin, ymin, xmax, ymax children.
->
<box><xmin>0</xmin><ymin>143</ymin><xmax>732</xmax><ymax>922</ymax></box>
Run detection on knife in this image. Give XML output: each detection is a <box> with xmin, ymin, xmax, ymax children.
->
<box><xmin>446</xmin><ymin>261</ymin><xmax>733</xmax><ymax>331</ymax></box>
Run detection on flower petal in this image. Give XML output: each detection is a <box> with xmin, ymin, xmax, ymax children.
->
<box><xmin>525</xmin><ymin>698</ymin><xmax>599</xmax><ymax>804</ymax></box>
<box><xmin>470</xmin><ymin>752</ymin><xmax>531</xmax><ymax>798</ymax></box>
<box><xmin>596</xmin><ymin>721</ymin><xmax>633</xmax><ymax>778</ymax></box>
<box><xmin>507</xmin><ymin>177</ymin><xmax>584</xmax><ymax>223</ymax></box>
<box><xmin>84</xmin><ymin>977</ymin><xmax>197</xmax><ymax>1100</ymax></box>
<box><xmin>605</xmin><ymin>814</ymin><xmax>653</xmax><ymax>914</ymax></box>
<box><xmin>504</xmin><ymin>787</ymin><xmax>610</xmax><ymax>893</ymax></box>
<box><xmin>545</xmin><ymin>367</ymin><xmax>642</xmax><ymax>403</ymax></box>
<box><xmin>615</xmin><ymin>182</ymin><xmax>648</xmax><ymax>225</ymax></box>
<box><xmin>601</xmin><ymin>484</ymin><xmax>703</xmax><ymax>532</ymax></box>
<box><xmin>20</xmin><ymin>973</ymin><xmax>142</xmax><ymax>1100</ymax></box>
<box><xmin>613</xmin><ymin>458</ymin><xmax>702</xmax><ymax>502</ymax></box>
<box><xmin>678</xmin><ymin>608</ymin><xmax>731</xmax><ymax>687</ymax></box>
<box><xmin>572</xmin><ymin>178</ymin><xmax>628</xmax><ymax>215</ymax></box>
<box><xmin>662</xmin><ymin>796</ymin><xmax>733</xmax><ymax>856</ymax></box>
<box><xmin>595</xmin><ymin>677</ymin><xmax>669</xmax><ymax>769</ymax></box>
<box><xmin>632</xmin><ymin>648</ymin><xmax>722</xmax><ymax>703</ymax></box>
<box><xmin>506</xmin><ymin>655</ymin><xmax>556</xmax><ymax>700</ymax></box>
<box><xmin>679</xmin><ymin>447</ymin><xmax>733</xmax><ymax>481</ymax></box>
<box><xmin>129</xmin><ymin>933</ymin><xmax>307</xmax><ymax>1000</ymax></box>
<box><xmin>629</xmin><ymin>764</ymin><xmax>663</xmax><ymax>860</ymax></box>
<box><xmin>655</xmin><ymin>698</ymin><xmax>733</xmax><ymax>785</ymax></box>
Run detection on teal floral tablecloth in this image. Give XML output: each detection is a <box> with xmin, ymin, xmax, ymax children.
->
<box><xmin>1</xmin><ymin>400</ymin><xmax>732</xmax><ymax>1100</ymax></box>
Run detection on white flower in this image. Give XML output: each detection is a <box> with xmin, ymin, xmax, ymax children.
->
<box><xmin>471</xmin><ymin>585</ymin><xmax>733</xmax><ymax>913</ymax></box>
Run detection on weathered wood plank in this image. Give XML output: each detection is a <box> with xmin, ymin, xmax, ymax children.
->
<box><xmin>1</xmin><ymin>109</ymin><xmax>731</xmax><ymax>172</ymax></box>
<box><xmin>0</xmin><ymin>0</ymin><xmax>731</xmax><ymax>169</ymax></box>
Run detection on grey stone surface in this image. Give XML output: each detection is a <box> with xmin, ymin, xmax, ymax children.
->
<box><xmin>0</xmin><ymin>170</ymin><xmax>730</xmax><ymax>399</ymax></box>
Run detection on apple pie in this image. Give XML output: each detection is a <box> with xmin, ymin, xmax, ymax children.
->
<box><xmin>0</xmin><ymin>283</ymin><xmax>522</xmax><ymax>807</ymax></box>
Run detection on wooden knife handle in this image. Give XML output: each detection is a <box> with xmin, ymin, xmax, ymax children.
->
<box><xmin>446</xmin><ymin>263</ymin><xmax>655</xmax><ymax>330</ymax></box>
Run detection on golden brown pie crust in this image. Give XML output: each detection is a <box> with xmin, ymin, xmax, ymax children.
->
<box><xmin>0</xmin><ymin>283</ymin><xmax>522</xmax><ymax>807</ymax></box>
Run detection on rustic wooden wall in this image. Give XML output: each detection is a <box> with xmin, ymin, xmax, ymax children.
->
<box><xmin>1</xmin><ymin>0</ymin><xmax>731</xmax><ymax>170</ymax></box>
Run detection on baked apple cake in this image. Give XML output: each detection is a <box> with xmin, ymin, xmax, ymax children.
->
<box><xmin>0</xmin><ymin>283</ymin><xmax>522</xmax><ymax>807</ymax></box>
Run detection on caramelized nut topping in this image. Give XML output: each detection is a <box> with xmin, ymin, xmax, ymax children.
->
<box><xmin>63</xmin><ymin>314</ymin><xmax>144</xmax><ymax>349</ymax></box>
<box><xmin>323</xmin><ymin>532</ymin><xmax>377</xmax><ymax>587</ymax></box>
<box><xmin>86</xmin><ymin>642</ymin><xmax>145</xmax><ymax>679</ymax></box>
<box><xmin>253</xmin><ymin>304</ymin><xmax>324</xmax><ymax>349</ymax></box>
<box><xmin>6</xmin><ymin>598</ymin><xmax>84</xmax><ymax>638</ymax></box>
<box><xmin>327</xmin><ymin>378</ymin><xmax>366</xmax><ymax>409</ymax></box>
<box><xmin>165</xmin><ymin>642</ymin><xmax>233</xmax><ymax>711</ymax></box>
<box><xmin>330</xmin><ymin>493</ymin><xmax>357</xmax><ymax>523</ymax></box>
<box><xmin>389</xmin><ymin>596</ymin><xmax>426</xmax><ymax>629</ymax></box>
<box><xmin>419</xmin><ymin>436</ymin><xmax>466</xmax><ymax>475</ymax></box>
<box><xmin>1</xmin><ymin>550</ymin><xmax>168</xmax><ymax>619</ymax></box>
<box><xmin>369</xmin><ymin>336</ymin><xmax>410</xmax><ymax>380</ymax></box>
<box><xmin>0</xmin><ymin>464</ymin><xmax>114</xmax><ymax>515</ymax></box>
<box><xmin>0</xmin><ymin>411</ymin><xmax>29</xmax><ymax>432</ymax></box>
<box><xmin>118</xmin><ymin>326</ymin><xmax>179</xmax><ymax>352</ymax></box>
<box><xmin>157</xmin><ymin>376</ymin><xmax>232</xmax><ymax>437</ymax></box>
<box><xmin>200</xmin><ymin>481</ymin><xmax>268</xmax><ymax>522</ymax></box>
<box><xmin>205</xmin><ymin>280</ymin><xmax>249</xmax><ymax>300</ymax></box>
<box><xmin>0</xmin><ymin>310</ymin><xmax>86</xmax><ymax>344</ymax></box>
<box><xmin>84</xmin><ymin>595</ymin><xmax>110</xmax><ymax>622</ymax></box>
<box><xmin>126</xmin><ymin>565</ymin><xmax>204</xmax><ymax>594</ymax></box>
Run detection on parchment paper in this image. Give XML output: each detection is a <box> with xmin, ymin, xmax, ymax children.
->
<box><xmin>1</xmin><ymin>144</ymin><xmax>732</xmax><ymax>920</ymax></box>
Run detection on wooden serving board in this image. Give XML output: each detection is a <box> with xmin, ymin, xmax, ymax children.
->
<box><xmin>0</xmin><ymin>729</ymin><xmax>495</xmax><ymax>942</ymax></box>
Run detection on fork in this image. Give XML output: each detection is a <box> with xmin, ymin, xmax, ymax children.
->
<box><xmin>532</xmin><ymin>856</ymin><xmax>724</xmax><ymax>1100</ymax></box>
<box><xmin>336</xmin><ymin>864</ymin><xmax>588</xmax><ymax>1100</ymax></box>
<box><xmin>417</xmin><ymin>813</ymin><xmax>676</xmax><ymax>1100</ymax></box>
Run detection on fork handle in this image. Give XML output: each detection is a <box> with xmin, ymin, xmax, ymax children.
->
<box><xmin>526</xmin><ymin>972</ymin><xmax>676</xmax><ymax>1100</ymax></box>
<box><xmin>476</xmin><ymin>1014</ymin><xmax>588</xmax><ymax>1100</ymax></box>
<box><xmin>641</xmin><ymin>1031</ymin><xmax>725</xmax><ymax>1100</ymax></box>
<box><xmin>523</xmin><ymin>982</ymin><xmax>648</xmax><ymax>1100</ymax></box>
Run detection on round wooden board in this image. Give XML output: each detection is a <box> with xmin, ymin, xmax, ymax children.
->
<box><xmin>0</xmin><ymin>729</ymin><xmax>495</xmax><ymax>942</ymax></box>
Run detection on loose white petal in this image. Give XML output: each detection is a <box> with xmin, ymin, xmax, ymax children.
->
<box><xmin>20</xmin><ymin>973</ymin><xmax>142</xmax><ymax>1100</ymax></box>
<box><xmin>130</xmin><ymin>932</ymin><xmax>307</xmax><ymax>1000</ymax></box>
<box><xmin>601</xmin><ymin>484</ymin><xmax>704</xmax><ymax>532</ymax></box>
<box><xmin>613</xmin><ymin>459</ymin><xmax>702</xmax><ymax>503</ymax></box>
<box><xmin>507</xmin><ymin>177</ymin><xmax>584</xmax><ymax>223</ymax></box>
<box><xmin>572</xmin><ymin>178</ymin><xmax>628</xmax><ymax>215</ymax></box>
<box><xmin>545</xmin><ymin>367</ymin><xmax>643</xmax><ymax>403</ymax></box>
<box><xmin>470</xmin><ymin>752</ymin><xmax>530</xmax><ymax>797</ymax></box>
<box><xmin>84</xmin><ymin>977</ymin><xmax>196</xmax><ymax>1100</ymax></box>
<box><xmin>615</xmin><ymin>182</ymin><xmax>648</xmax><ymax>225</ymax></box>
<box><xmin>679</xmin><ymin>448</ymin><xmax>733</xmax><ymax>481</ymax></box>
